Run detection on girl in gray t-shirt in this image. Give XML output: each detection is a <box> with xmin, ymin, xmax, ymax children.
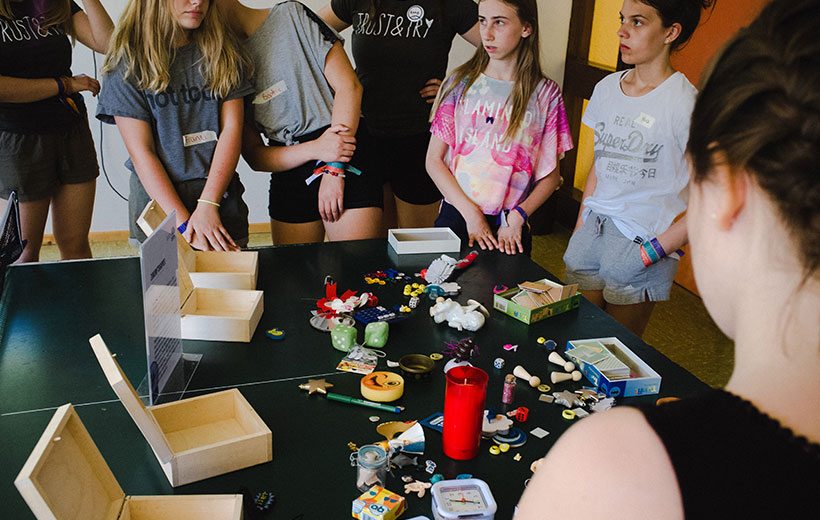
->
<box><xmin>97</xmin><ymin>0</ymin><xmax>253</xmax><ymax>250</ymax></box>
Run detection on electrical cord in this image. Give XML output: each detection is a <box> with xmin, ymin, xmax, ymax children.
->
<box><xmin>91</xmin><ymin>50</ymin><xmax>127</xmax><ymax>201</ymax></box>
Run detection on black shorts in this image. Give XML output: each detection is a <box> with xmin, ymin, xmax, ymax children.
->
<box><xmin>358</xmin><ymin>127</ymin><xmax>442</xmax><ymax>205</ymax></box>
<box><xmin>128</xmin><ymin>172</ymin><xmax>249</xmax><ymax>247</ymax></box>
<box><xmin>0</xmin><ymin>120</ymin><xmax>99</xmax><ymax>201</ymax></box>
<box><xmin>435</xmin><ymin>201</ymin><xmax>532</xmax><ymax>257</ymax></box>
<box><xmin>268</xmin><ymin>125</ymin><xmax>383</xmax><ymax>223</ymax></box>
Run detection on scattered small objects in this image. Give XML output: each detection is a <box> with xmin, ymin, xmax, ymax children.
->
<box><xmin>515</xmin><ymin>406</ymin><xmax>529</xmax><ymax>422</ymax></box>
<box><xmin>571</xmin><ymin>408</ymin><xmax>590</xmax><ymax>419</ymax></box>
<box><xmin>552</xmin><ymin>390</ymin><xmax>584</xmax><ymax>408</ymax></box>
<box><xmin>548</xmin><ymin>351</ymin><xmax>576</xmax><ymax>372</ymax></box>
<box><xmin>575</xmin><ymin>389</ymin><xmax>604</xmax><ymax>402</ymax></box>
<box><xmin>529</xmin><ymin>427</ymin><xmax>549</xmax><ymax>439</ymax></box>
<box><xmin>550</xmin><ymin>370</ymin><xmax>582</xmax><ymax>384</ymax></box>
<box><xmin>590</xmin><ymin>397</ymin><xmax>616</xmax><ymax>413</ymax></box>
<box><xmin>419</xmin><ymin>412</ymin><xmax>444</xmax><ymax>432</ymax></box>
<box><xmin>430</xmin><ymin>474</ymin><xmax>444</xmax><ymax>484</ymax></box>
<box><xmin>498</xmin><ymin>443</ymin><xmax>510</xmax><ymax>453</ymax></box>
<box><xmin>369</xmin><ymin>416</ymin><xmax>381</xmax><ymax>423</ymax></box>
<box><xmin>513</xmin><ymin>453</ymin><xmax>522</xmax><ymax>461</ymax></box>
<box><xmin>430</xmin><ymin>298</ymin><xmax>488</xmax><ymax>331</ymax></box>
<box><xmin>299</xmin><ymin>378</ymin><xmax>334</xmax><ymax>395</ymax></box>
<box><xmin>502</xmin><ymin>373</ymin><xmax>516</xmax><ymax>404</ymax></box>
<box><xmin>456</xmin><ymin>474</ymin><xmax>473</xmax><ymax>480</ymax></box>
<box><xmin>404</xmin><ymin>481</ymin><xmax>432</xmax><ymax>498</ymax></box>
<box><xmin>489</xmin><ymin>445</ymin><xmax>501</xmax><ymax>455</ymax></box>
<box><xmin>408</xmin><ymin>296</ymin><xmax>419</xmax><ymax>309</ymax></box>
<box><xmin>562</xmin><ymin>409</ymin><xmax>576</xmax><ymax>420</ymax></box>
<box><xmin>493</xmin><ymin>357</ymin><xmax>505</xmax><ymax>369</ymax></box>
<box><xmin>656</xmin><ymin>396</ymin><xmax>680</xmax><ymax>406</ymax></box>
<box><xmin>401</xmin><ymin>475</ymin><xmax>414</xmax><ymax>483</ymax></box>
<box><xmin>493</xmin><ymin>284</ymin><xmax>508</xmax><ymax>294</ymax></box>
<box><xmin>265</xmin><ymin>328</ymin><xmax>285</xmax><ymax>340</ymax></box>
<box><xmin>542</xmin><ymin>339</ymin><xmax>557</xmax><ymax>350</ymax></box>
<box><xmin>443</xmin><ymin>337</ymin><xmax>479</xmax><ymax>362</ymax></box>
<box><xmin>482</xmin><ymin>412</ymin><xmax>513</xmax><ymax>437</ymax></box>
<box><xmin>537</xmin><ymin>384</ymin><xmax>551</xmax><ymax>393</ymax></box>
<box><xmin>348</xmin><ymin>442</ymin><xmax>359</xmax><ymax>451</ymax></box>
<box><xmin>502</xmin><ymin>343</ymin><xmax>518</xmax><ymax>352</ymax></box>
<box><xmin>538</xmin><ymin>394</ymin><xmax>554</xmax><ymax>404</ymax></box>
<box><xmin>536</xmin><ymin>337</ymin><xmax>547</xmax><ymax>344</ymax></box>
<box><xmin>429</xmin><ymin>353</ymin><xmax>443</xmax><ymax>361</ymax></box>
<box><xmin>386</xmin><ymin>360</ymin><xmax>400</xmax><ymax>368</ymax></box>
<box><xmin>493</xmin><ymin>427</ymin><xmax>527</xmax><ymax>447</ymax></box>
<box><xmin>425</xmin><ymin>460</ymin><xmax>437</xmax><ymax>474</ymax></box>
<box><xmin>513</xmin><ymin>365</ymin><xmax>541</xmax><ymax>387</ymax></box>
<box><xmin>252</xmin><ymin>490</ymin><xmax>275</xmax><ymax>513</ymax></box>
<box><xmin>391</xmin><ymin>454</ymin><xmax>419</xmax><ymax>469</ymax></box>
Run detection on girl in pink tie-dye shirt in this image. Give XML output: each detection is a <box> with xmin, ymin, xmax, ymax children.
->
<box><xmin>427</xmin><ymin>0</ymin><xmax>572</xmax><ymax>255</ymax></box>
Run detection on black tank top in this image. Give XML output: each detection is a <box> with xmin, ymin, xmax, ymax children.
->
<box><xmin>639</xmin><ymin>389</ymin><xmax>820</xmax><ymax>518</ymax></box>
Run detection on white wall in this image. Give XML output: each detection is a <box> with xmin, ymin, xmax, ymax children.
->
<box><xmin>63</xmin><ymin>0</ymin><xmax>569</xmax><ymax>234</ymax></box>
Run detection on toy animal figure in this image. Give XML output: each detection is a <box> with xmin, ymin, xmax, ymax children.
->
<box><xmin>429</xmin><ymin>298</ymin><xmax>488</xmax><ymax>331</ymax></box>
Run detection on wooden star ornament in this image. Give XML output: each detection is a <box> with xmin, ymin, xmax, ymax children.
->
<box><xmin>299</xmin><ymin>378</ymin><xmax>334</xmax><ymax>395</ymax></box>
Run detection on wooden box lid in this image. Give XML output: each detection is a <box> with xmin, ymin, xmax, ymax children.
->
<box><xmin>15</xmin><ymin>404</ymin><xmax>125</xmax><ymax>520</ymax></box>
<box><xmin>137</xmin><ymin>199</ymin><xmax>196</xmax><ymax>268</ymax></box>
<box><xmin>89</xmin><ymin>335</ymin><xmax>174</xmax><ymax>463</ymax></box>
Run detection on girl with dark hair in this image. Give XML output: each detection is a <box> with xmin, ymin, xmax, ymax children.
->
<box><xmin>318</xmin><ymin>0</ymin><xmax>480</xmax><ymax>231</ymax></box>
<box><xmin>426</xmin><ymin>0</ymin><xmax>572</xmax><ymax>256</ymax></box>
<box><xmin>517</xmin><ymin>0</ymin><xmax>820</xmax><ymax>516</ymax></box>
<box><xmin>0</xmin><ymin>0</ymin><xmax>113</xmax><ymax>262</ymax></box>
<box><xmin>562</xmin><ymin>0</ymin><xmax>712</xmax><ymax>335</ymax></box>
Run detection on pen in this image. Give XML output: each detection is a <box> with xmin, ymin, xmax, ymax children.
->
<box><xmin>327</xmin><ymin>392</ymin><xmax>404</xmax><ymax>413</ymax></box>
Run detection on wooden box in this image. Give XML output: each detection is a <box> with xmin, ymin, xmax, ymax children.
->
<box><xmin>90</xmin><ymin>335</ymin><xmax>272</xmax><ymax>487</ymax></box>
<box><xmin>138</xmin><ymin>199</ymin><xmax>258</xmax><ymax>290</ymax></box>
<box><xmin>14</xmin><ymin>403</ymin><xmax>244</xmax><ymax>519</ymax></box>
<box><xmin>179</xmin><ymin>272</ymin><xmax>264</xmax><ymax>343</ymax></box>
<box><xmin>387</xmin><ymin>227</ymin><xmax>461</xmax><ymax>254</ymax></box>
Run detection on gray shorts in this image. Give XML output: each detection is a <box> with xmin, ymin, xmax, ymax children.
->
<box><xmin>563</xmin><ymin>212</ymin><xmax>678</xmax><ymax>305</ymax></box>
<box><xmin>0</xmin><ymin>122</ymin><xmax>99</xmax><ymax>201</ymax></box>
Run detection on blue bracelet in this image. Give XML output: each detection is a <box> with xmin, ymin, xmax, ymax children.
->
<box><xmin>511</xmin><ymin>205</ymin><xmax>528</xmax><ymax>223</ymax></box>
<box><xmin>177</xmin><ymin>220</ymin><xmax>189</xmax><ymax>234</ymax></box>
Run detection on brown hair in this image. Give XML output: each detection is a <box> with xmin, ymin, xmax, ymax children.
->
<box><xmin>637</xmin><ymin>0</ymin><xmax>714</xmax><ymax>50</ymax></box>
<box><xmin>432</xmin><ymin>0</ymin><xmax>543</xmax><ymax>143</ymax></box>
<box><xmin>688</xmin><ymin>0</ymin><xmax>820</xmax><ymax>276</ymax></box>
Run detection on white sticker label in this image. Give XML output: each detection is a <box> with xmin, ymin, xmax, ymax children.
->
<box><xmin>182</xmin><ymin>130</ymin><xmax>217</xmax><ymax>147</ymax></box>
<box><xmin>252</xmin><ymin>80</ymin><xmax>288</xmax><ymax>105</ymax></box>
<box><xmin>634</xmin><ymin>112</ymin><xmax>656</xmax><ymax>128</ymax></box>
<box><xmin>407</xmin><ymin>5</ymin><xmax>424</xmax><ymax>22</ymax></box>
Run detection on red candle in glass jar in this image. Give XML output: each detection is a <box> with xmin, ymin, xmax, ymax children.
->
<box><xmin>442</xmin><ymin>365</ymin><xmax>488</xmax><ymax>460</ymax></box>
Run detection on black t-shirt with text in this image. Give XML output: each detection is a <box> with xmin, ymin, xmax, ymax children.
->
<box><xmin>331</xmin><ymin>0</ymin><xmax>477</xmax><ymax>137</ymax></box>
<box><xmin>0</xmin><ymin>1</ymin><xmax>84</xmax><ymax>133</ymax></box>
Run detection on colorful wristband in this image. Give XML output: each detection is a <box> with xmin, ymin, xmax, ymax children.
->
<box><xmin>177</xmin><ymin>220</ymin><xmax>189</xmax><ymax>234</ymax></box>
<box><xmin>512</xmin><ymin>205</ymin><xmax>528</xmax><ymax>223</ymax></box>
<box><xmin>55</xmin><ymin>77</ymin><xmax>65</xmax><ymax>96</ymax></box>
<box><xmin>640</xmin><ymin>238</ymin><xmax>666</xmax><ymax>266</ymax></box>
<box><xmin>197</xmin><ymin>198</ymin><xmax>221</xmax><ymax>208</ymax></box>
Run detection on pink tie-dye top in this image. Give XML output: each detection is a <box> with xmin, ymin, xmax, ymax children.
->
<box><xmin>430</xmin><ymin>74</ymin><xmax>573</xmax><ymax>215</ymax></box>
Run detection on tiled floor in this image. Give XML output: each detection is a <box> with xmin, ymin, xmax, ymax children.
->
<box><xmin>38</xmin><ymin>227</ymin><xmax>733</xmax><ymax>388</ymax></box>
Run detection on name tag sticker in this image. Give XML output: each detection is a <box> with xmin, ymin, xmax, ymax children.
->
<box><xmin>635</xmin><ymin>112</ymin><xmax>656</xmax><ymax>128</ymax></box>
<box><xmin>252</xmin><ymin>80</ymin><xmax>288</xmax><ymax>105</ymax></box>
<box><xmin>182</xmin><ymin>130</ymin><xmax>217</xmax><ymax>147</ymax></box>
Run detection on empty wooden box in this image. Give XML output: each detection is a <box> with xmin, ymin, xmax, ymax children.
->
<box><xmin>138</xmin><ymin>199</ymin><xmax>258</xmax><ymax>290</ymax></box>
<box><xmin>90</xmin><ymin>334</ymin><xmax>272</xmax><ymax>487</ymax></box>
<box><xmin>14</xmin><ymin>403</ymin><xmax>244</xmax><ymax>520</ymax></box>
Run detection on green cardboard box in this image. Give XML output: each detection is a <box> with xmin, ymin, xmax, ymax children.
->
<box><xmin>492</xmin><ymin>278</ymin><xmax>581</xmax><ymax>324</ymax></box>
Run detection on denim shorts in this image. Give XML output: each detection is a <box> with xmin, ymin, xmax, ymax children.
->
<box><xmin>563</xmin><ymin>212</ymin><xmax>678</xmax><ymax>304</ymax></box>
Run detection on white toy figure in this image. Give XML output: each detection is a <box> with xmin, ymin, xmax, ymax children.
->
<box><xmin>429</xmin><ymin>298</ymin><xmax>489</xmax><ymax>332</ymax></box>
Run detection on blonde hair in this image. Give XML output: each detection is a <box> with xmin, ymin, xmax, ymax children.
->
<box><xmin>432</xmin><ymin>0</ymin><xmax>543</xmax><ymax>143</ymax></box>
<box><xmin>0</xmin><ymin>0</ymin><xmax>75</xmax><ymax>41</ymax></box>
<box><xmin>103</xmin><ymin>0</ymin><xmax>251</xmax><ymax>98</ymax></box>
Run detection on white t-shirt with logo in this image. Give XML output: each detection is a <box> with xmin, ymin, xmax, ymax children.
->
<box><xmin>582</xmin><ymin>70</ymin><xmax>696</xmax><ymax>241</ymax></box>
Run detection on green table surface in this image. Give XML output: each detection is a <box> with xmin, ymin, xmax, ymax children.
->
<box><xmin>0</xmin><ymin>239</ymin><xmax>708</xmax><ymax>519</ymax></box>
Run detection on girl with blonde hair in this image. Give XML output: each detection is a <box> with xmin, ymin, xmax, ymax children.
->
<box><xmin>97</xmin><ymin>0</ymin><xmax>253</xmax><ymax>250</ymax></box>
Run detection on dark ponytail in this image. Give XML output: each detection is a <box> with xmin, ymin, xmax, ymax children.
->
<box><xmin>639</xmin><ymin>0</ymin><xmax>714</xmax><ymax>49</ymax></box>
<box><xmin>688</xmin><ymin>0</ymin><xmax>820</xmax><ymax>277</ymax></box>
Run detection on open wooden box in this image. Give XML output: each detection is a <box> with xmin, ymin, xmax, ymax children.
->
<box><xmin>14</xmin><ymin>403</ymin><xmax>244</xmax><ymax>519</ymax></box>
<box><xmin>138</xmin><ymin>200</ymin><xmax>258</xmax><ymax>290</ymax></box>
<box><xmin>90</xmin><ymin>335</ymin><xmax>272</xmax><ymax>487</ymax></box>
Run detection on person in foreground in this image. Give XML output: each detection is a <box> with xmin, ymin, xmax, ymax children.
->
<box><xmin>515</xmin><ymin>0</ymin><xmax>820</xmax><ymax>517</ymax></box>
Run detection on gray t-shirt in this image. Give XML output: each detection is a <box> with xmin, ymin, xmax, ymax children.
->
<box><xmin>243</xmin><ymin>1</ymin><xmax>341</xmax><ymax>145</ymax></box>
<box><xmin>96</xmin><ymin>43</ymin><xmax>253</xmax><ymax>183</ymax></box>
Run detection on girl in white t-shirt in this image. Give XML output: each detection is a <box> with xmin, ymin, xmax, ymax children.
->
<box><xmin>563</xmin><ymin>0</ymin><xmax>712</xmax><ymax>335</ymax></box>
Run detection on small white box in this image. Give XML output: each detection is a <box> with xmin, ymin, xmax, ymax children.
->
<box><xmin>90</xmin><ymin>335</ymin><xmax>273</xmax><ymax>487</ymax></box>
<box><xmin>388</xmin><ymin>228</ymin><xmax>461</xmax><ymax>254</ymax></box>
<box><xmin>14</xmin><ymin>403</ymin><xmax>244</xmax><ymax>520</ymax></box>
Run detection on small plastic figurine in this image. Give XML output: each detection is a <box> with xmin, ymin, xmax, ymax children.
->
<box><xmin>429</xmin><ymin>297</ymin><xmax>488</xmax><ymax>331</ymax></box>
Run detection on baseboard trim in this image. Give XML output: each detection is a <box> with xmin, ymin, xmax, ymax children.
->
<box><xmin>42</xmin><ymin>222</ymin><xmax>272</xmax><ymax>245</ymax></box>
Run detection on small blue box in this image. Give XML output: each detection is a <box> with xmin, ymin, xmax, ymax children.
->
<box><xmin>565</xmin><ymin>337</ymin><xmax>661</xmax><ymax>397</ymax></box>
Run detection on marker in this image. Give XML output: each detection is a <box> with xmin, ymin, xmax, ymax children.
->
<box><xmin>326</xmin><ymin>392</ymin><xmax>404</xmax><ymax>413</ymax></box>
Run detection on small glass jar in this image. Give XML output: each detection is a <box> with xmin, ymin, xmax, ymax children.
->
<box><xmin>350</xmin><ymin>444</ymin><xmax>388</xmax><ymax>491</ymax></box>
